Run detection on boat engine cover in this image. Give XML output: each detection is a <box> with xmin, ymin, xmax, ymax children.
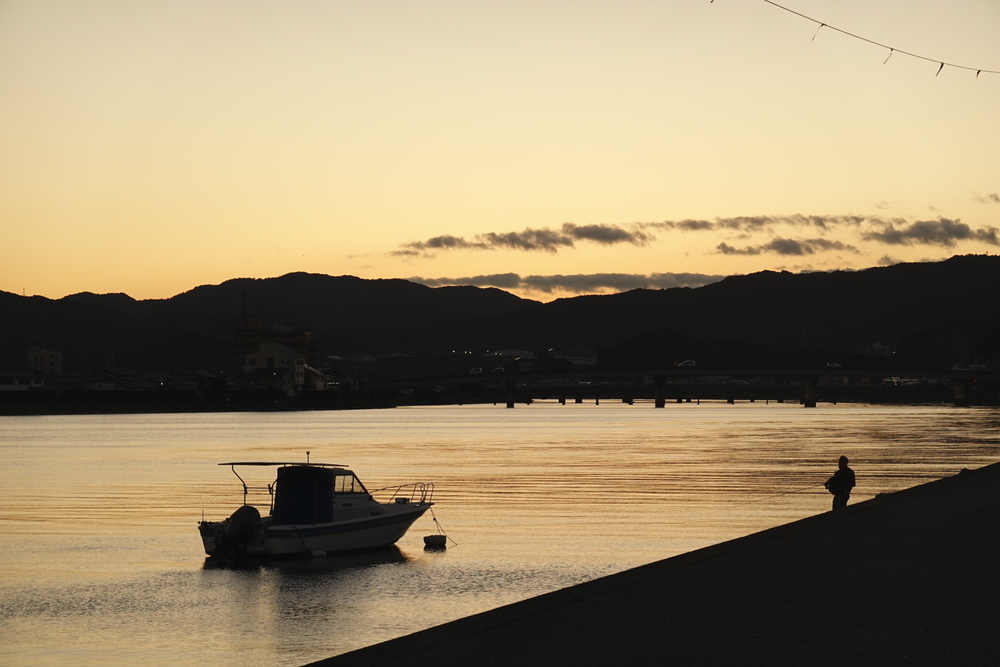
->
<box><xmin>224</xmin><ymin>504</ymin><xmax>261</xmax><ymax>546</ymax></box>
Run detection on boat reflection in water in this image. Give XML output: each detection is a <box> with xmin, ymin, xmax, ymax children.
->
<box><xmin>202</xmin><ymin>544</ymin><xmax>411</xmax><ymax>572</ymax></box>
<box><xmin>199</xmin><ymin>460</ymin><xmax>434</xmax><ymax>560</ymax></box>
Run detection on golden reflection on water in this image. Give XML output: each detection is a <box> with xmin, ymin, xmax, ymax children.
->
<box><xmin>1</xmin><ymin>403</ymin><xmax>998</xmax><ymax>666</ymax></box>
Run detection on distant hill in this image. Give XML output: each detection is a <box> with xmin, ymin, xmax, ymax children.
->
<box><xmin>0</xmin><ymin>273</ymin><xmax>539</xmax><ymax>372</ymax></box>
<box><xmin>450</xmin><ymin>254</ymin><xmax>998</xmax><ymax>350</ymax></box>
<box><xmin>2</xmin><ymin>256</ymin><xmax>998</xmax><ymax>373</ymax></box>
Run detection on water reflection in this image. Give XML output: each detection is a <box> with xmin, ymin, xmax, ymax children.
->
<box><xmin>1</xmin><ymin>404</ymin><xmax>999</xmax><ymax>667</ymax></box>
<box><xmin>202</xmin><ymin>545</ymin><xmax>409</xmax><ymax>572</ymax></box>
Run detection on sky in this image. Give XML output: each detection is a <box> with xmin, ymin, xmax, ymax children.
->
<box><xmin>1</xmin><ymin>0</ymin><xmax>998</xmax><ymax>302</ymax></box>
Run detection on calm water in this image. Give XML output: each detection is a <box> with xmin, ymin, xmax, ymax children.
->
<box><xmin>2</xmin><ymin>402</ymin><xmax>998</xmax><ymax>666</ymax></box>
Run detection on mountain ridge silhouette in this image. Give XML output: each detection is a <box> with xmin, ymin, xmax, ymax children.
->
<box><xmin>2</xmin><ymin>255</ymin><xmax>997</xmax><ymax>372</ymax></box>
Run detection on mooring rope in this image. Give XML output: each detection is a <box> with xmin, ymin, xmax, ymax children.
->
<box><xmin>430</xmin><ymin>508</ymin><xmax>457</xmax><ymax>546</ymax></box>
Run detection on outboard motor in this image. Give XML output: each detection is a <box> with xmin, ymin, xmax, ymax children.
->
<box><xmin>214</xmin><ymin>505</ymin><xmax>261</xmax><ymax>558</ymax></box>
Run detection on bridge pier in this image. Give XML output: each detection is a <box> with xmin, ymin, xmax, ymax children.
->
<box><xmin>559</xmin><ymin>394</ymin><xmax>566</xmax><ymax>405</ymax></box>
<box><xmin>505</xmin><ymin>379</ymin><xmax>515</xmax><ymax>409</ymax></box>
<box><xmin>802</xmin><ymin>376</ymin><xmax>818</xmax><ymax>408</ymax></box>
<box><xmin>654</xmin><ymin>377</ymin><xmax>665</xmax><ymax>408</ymax></box>
<box><xmin>953</xmin><ymin>379</ymin><xmax>970</xmax><ymax>407</ymax></box>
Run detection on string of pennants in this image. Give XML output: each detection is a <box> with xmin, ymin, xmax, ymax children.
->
<box><xmin>713</xmin><ymin>0</ymin><xmax>999</xmax><ymax>78</ymax></box>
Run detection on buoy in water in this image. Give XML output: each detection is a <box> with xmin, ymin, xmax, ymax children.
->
<box><xmin>423</xmin><ymin>534</ymin><xmax>447</xmax><ymax>549</ymax></box>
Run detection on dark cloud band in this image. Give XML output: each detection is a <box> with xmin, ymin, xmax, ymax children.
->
<box><xmin>411</xmin><ymin>272</ymin><xmax>726</xmax><ymax>294</ymax></box>
<box><xmin>643</xmin><ymin>214</ymin><xmax>867</xmax><ymax>234</ymax></box>
<box><xmin>393</xmin><ymin>222</ymin><xmax>649</xmax><ymax>256</ymax></box>
<box><xmin>393</xmin><ymin>213</ymin><xmax>999</xmax><ymax>258</ymax></box>
<box><xmin>861</xmin><ymin>218</ymin><xmax>999</xmax><ymax>247</ymax></box>
<box><xmin>717</xmin><ymin>237</ymin><xmax>860</xmax><ymax>256</ymax></box>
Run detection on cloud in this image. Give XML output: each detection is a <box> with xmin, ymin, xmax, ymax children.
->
<box><xmin>717</xmin><ymin>242</ymin><xmax>761</xmax><ymax>256</ymax></box>
<box><xmin>862</xmin><ymin>217</ymin><xmax>1000</xmax><ymax>247</ymax></box>
<box><xmin>394</xmin><ymin>222</ymin><xmax>647</xmax><ymax>256</ymax></box>
<box><xmin>393</xmin><ymin>214</ymin><xmax>871</xmax><ymax>257</ymax></box>
<box><xmin>877</xmin><ymin>255</ymin><xmax>901</xmax><ymax>266</ymax></box>
<box><xmin>421</xmin><ymin>235</ymin><xmax>489</xmax><ymax>250</ymax></box>
<box><xmin>646</xmin><ymin>272</ymin><xmax>726</xmax><ymax>289</ymax></box>
<box><xmin>644</xmin><ymin>214</ymin><xmax>866</xmax><ymax>234</ymax></box>
<box><xmin>672</xmin><ymin>219</ymin><xmax>715</xmax><ymax>231</ymax></box>
<box><xmin>409</xmin><ymin>272</ymin><xmax>725</xmax><ymax>294</ymax></box>
<box><xmin>717</xmin><ymin>237</ymin><xmax>859</xmax><ymax>256</ymax></box>
<box><xmin>973</xmin><ymin>192</ymin><xmax>1000</xmax><ymax>204</ymax></box>
<box><xmin>392</xmin><ymin>213</ymin><xmax>998</xmax><ymax>260</ymax></box>
<box><xmin>522</xmin><ymin>272</ymin><xmax>722</xmax><ymax>293</ymax></box>
<box><xmin>477</xmin><ymin>228</ymin><xmax>574</xmax><ymax>252</ymax></box>
<box><xmin>561</xmin><ymin>222</ymin><xmax>652</xmax><ymax>245</ymax></box>
<box><xmin>392</xmin><ymin>234</ymin><xmax>490</xmax><ymax>256</ymax></box>
<box><xmin>413</xmin><ymin>273</ymin><xmax>522</xmax><ymax>289</ymax></box>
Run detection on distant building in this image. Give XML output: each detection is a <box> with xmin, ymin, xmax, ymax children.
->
<box><xmin>929</xmin><ymin>329</ymin><xmax>969</xmax><ymax>369</ymax></box>
<box><xmin>551</xmin><ymin>347</ymin><xmax>598</xmax><ymax>366</ymax></box>
<box><xmin>243</xmin><ymin>342</ymin><xmax>331</xmax><ymax>395</ymax></box>
<box><xmin>27</xmin><ymin>347</ymin><xmax>62</xmax><ymax>375</ymax></box>
<box><xmin>232</xmin><ymin>321</ymin><xmax>320</xmax><ymax>370</ymax></box>
<box><xmin>84</xmin><ymin>375</ymin><xmax>117</xmax><ymax>391</ymax></box>
<box><xmin>244</xmin><ymin>367</ymin><xmax>297</xmax><ymax>397</ymax></box>
<box><xmin>0</xmin><ymin>370</ymin><xmax>43</xmax><ymax>391</ymax></box>
<box><xmin>302</xmin><ymin>365</ymin><xmax>327</xmax><ymax>392</ymax></box>
<box><xmin>482</xmin><ymin>349</ymin><xmax>537</xmax><ymax>372</ymax></box>
<box><xmin>867</xmin><ymin>340</ymin><xmax>896</xmax><ymax>357</ymax></box>
<box><xmin>106</xmin><ymin>368</ymin><xmax>156</xmax><ymax>391</ymax></box>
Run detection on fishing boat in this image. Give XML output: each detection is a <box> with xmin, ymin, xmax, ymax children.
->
<box><xmin>199</xmin><ymin>460</ymin><xmax>434</xmax><ymax>558</ymax></box>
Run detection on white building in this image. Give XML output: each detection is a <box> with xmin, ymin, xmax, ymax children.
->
<box><xmin>244</xmin><ymin>342</ymin><xmax>306</xmax><ymax>395</ymax></box>
<box><xmin>27</xmin><ymin>347</ymin><xmax>62</xmax><ymax>375</ymax></box>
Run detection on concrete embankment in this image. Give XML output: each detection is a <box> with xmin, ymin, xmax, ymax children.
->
<box><xmin>306</xmin><ymin>461</ymin><xmax>1000</xmax><ymax>666</ymax></box>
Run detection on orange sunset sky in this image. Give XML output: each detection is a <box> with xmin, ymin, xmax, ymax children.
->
<box><xmin>2</xmin><ymin>0</ymin><xmax>998</xmax><ymax>302</ymax></box>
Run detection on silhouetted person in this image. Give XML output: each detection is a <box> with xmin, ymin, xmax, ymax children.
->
<box><xmin>824</xmin><ymin>455</ymin><xmax>855</xmax><ymax>510</ymax></box>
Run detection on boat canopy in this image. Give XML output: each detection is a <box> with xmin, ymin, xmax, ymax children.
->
<box><xmin>270</xmin><ymin>465</ymin><xmax>369</xmax><ymax>525</ymax></box>
<box><xmin>218</xmin><ymin>461</ymin><xmax>346</xmax><ymax>468</ymax></box>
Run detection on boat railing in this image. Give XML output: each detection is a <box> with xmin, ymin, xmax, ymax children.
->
<box><xmin>227</xmin><ymin>465</ymin><xmax>277</xmax><ymax>513</ymax></box>
<box><xmin>371</xmin><ymin>482</ymin><xmax>435</xmax><ymax>505</ymax></box>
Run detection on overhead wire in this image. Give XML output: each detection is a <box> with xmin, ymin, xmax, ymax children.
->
<box><xmin>713</xmin><ymin>0</ymin><xmax>999</xmax><ymax>78</ymax></box>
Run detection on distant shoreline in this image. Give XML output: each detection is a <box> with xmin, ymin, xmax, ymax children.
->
<box><xmin>1</xmin><ymin>385</ymin><xmax>991</xmax><ymax>417</ymax></box>
<box><xmin>0</xmin><ymin>391</ymin><xmax>402</xmax><ymax>416</ymax></box>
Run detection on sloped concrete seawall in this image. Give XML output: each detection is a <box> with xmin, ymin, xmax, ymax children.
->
<box><xmin>307</xmin><ymin>462</ymin><xmax>1000</xmax><ymax>666</ymax></box>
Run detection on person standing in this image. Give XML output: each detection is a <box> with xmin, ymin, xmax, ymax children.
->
<box><xmin>824</xmin><ymin>455</ymin><xmax>856</xmax><ymax>510</ymax></box>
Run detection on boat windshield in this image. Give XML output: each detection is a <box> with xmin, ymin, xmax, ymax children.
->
<box><xmin>333</xmin><ymin>472</ymin><xmax>367</xmax><ymax>494</ymax></box>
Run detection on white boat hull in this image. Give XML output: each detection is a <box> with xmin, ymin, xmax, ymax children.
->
<box><xmin>264</xmin><ymin>505</ymin><xmax>429</xmax><ymax>556</ymax></box>
<box><xmin>200</xmin><ymin>504</ymin><xmax>430</xmax><ymax>558</ymax></box>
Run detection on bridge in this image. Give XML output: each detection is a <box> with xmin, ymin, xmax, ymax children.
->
<box><xmin>363</xmin><ymin>367</ymin><xmax>1000</xmax><ymax>408</ymax></box>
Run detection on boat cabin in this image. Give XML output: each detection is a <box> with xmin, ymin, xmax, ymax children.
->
<box><xmin>270</xmin><ymin>465</ymin><xmax>372</xmax><ymax>525</ymax></box>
